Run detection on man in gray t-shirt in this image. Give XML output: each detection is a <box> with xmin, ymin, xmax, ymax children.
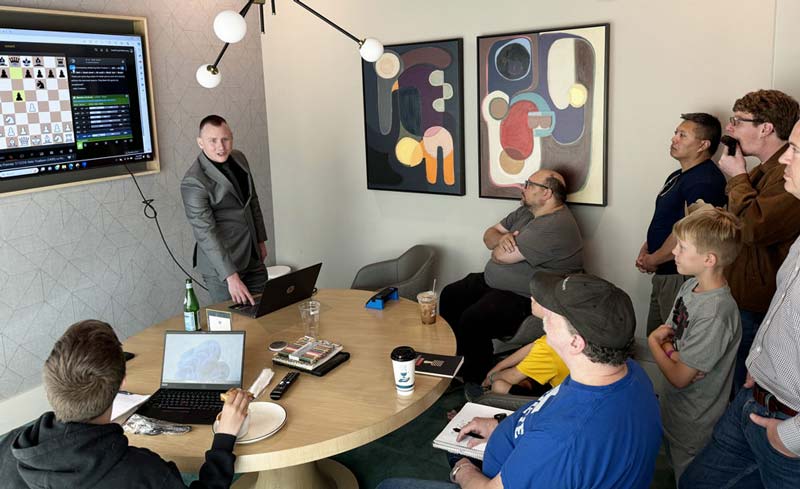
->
<box><xmin>439</xmin><ymin>170</ymin><xmax>583</xmax><ymax>385</ymax></box>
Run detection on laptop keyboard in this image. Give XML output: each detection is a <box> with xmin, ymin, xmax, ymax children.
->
<box><xmin>146</xmin><ymin>389</ymin><xmax>224</xmax><ymax>411</ymax></box>
<box><xmin>229</xmin><ymin>301</ymin><xmax>260</xmax><ymax>316</ymax></box>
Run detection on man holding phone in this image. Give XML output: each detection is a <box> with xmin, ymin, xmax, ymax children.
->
<box><xmin>717</xmin><ymin>89</ymin><xmax>800</xmax><ymax>395</ymax></box>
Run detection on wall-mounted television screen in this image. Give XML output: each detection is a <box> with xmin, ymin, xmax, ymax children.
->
<box><xmin>0</xmin><ymin>27</ymin><xmax>156</xmax><ymax>193</ymax></box>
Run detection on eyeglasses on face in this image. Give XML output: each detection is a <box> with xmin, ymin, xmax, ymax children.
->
<box><xmin>523</xmin><ymin>180</ymin><xmax>549</xmax><ymax>190</ymax></box>
<box><xmin>729</xmin><ymin>116</ymin><xmax>763</xmax><ymax>127</ymax></box>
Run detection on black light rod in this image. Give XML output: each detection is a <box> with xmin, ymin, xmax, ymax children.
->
<box><xmin>292</xmin><ymin>0</ymin><xmax>360</xmax><ymax>44</ymax></box>
<box><xmin>212</xmin><ymin>42</ymin><xmax>231</xmax><ymax>69</ymax></box>
<box><xmin>239</xmin><ymin>0</ymin><xmax>256</xmax><ymax>17</ymax></box>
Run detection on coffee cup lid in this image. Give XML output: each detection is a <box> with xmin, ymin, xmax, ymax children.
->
<box><xmin>391</xmin><ymin>346</ymin><xmax>416</xmax><ymax>362</ymax></box>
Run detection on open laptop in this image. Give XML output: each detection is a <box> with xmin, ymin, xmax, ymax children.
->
<box><xmin>229</xmin><ymin>262</ymin><xmax>322</xmax><ymax>318</ymax></box>
<box><xmin>136</xmin><ymin>330</ymin><xmax>245</xmax><ymax>424</ymax></box>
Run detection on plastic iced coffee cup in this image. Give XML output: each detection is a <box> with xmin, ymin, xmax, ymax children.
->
<box><xmin>417</xmin><ymin>291</ymin><xmax>437</xmax><ymax>324</ymax></box>
<box><xmin>391</xmin><ymin>346</ymin><xmax>417</xmax><ymax>396</ymax></box>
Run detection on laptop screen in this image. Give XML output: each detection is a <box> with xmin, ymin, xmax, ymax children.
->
<box><xmin>160</xmin><ymin>331</ymin><xmax>245</xmax><ymax>389</ymax></box>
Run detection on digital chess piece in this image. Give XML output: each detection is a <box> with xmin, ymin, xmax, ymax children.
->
<box><xmin>54</xmin><ymin>135</ymin><xmax>62</xmax><ymax>143</ymax></box>
<box><xmin>0</xmin><ymin>56</ymin><xmax>6</xmax><ymax>65</ymax></box>
<box><xmin>47</xmin><ymin>69</ymin><xmax>55</xmax><ymax>78</ymax></box>
<box><xmin>15</xmin><ymin>92</ymin><xmax>23</xmax><ymax>101</ymax></box>
<box><xmin>64</xmin><ymin>123</ymin><xmax>72</xmax><ymax>132</ymax></box>
<box><xmin>28</xmin><ymin>103</ymin><xmax>36</xmax><ymax>112</ymax></box>
<box><xmin>7</xmin><ymin>127</ymin><xmax>15</xmax><ymax>137</ymax></box>
<box><xmin>42</xmin><ymin>125</ymin><xmax>50</xmax><ymax>134</ymax></box>
<box><xmin>44</xmin><ymin>134</ymin><xmax>52</xmax><ymax>144</ymax></box>
<box><xmin>58</xmin><ymin>69</ymin><xmax>65</xmax><ymax>78</ymax></box>
<box><xmin>36</xmin><ymin>80</ymin><xmax>44</xmax><ymax>89</ymax></box>
<box><xmin>0</xmin><ymin>69</ymin><xmax>7</xmax><ymax>78</ymax></box>
<box><xmin>36</xmin><ymin>69</ymin><xmax>43</xmax><ymax>78</ymax></box>
<box><xmin>4</xmin><ymin>115</ymin><xmax>14</xmax><ymax>124</ymax></box>
<box><xmin>8</xmin><ymin>139</ymin><xmax>16</xmax><ymax>147</ymax></box>
<box><xmin>57</xmin><ymin>58</ymin><xmax>65</xmax><ymax>67</ymax></box>
<box><xmin>25</xmin><ymin>69</ymin><xmax>32</xmax><ymax>78</ymax></box>
<box><xmin>20</xmin><ymin>127</ymin><xmax>27</xmax><ymax>136</ymax></box>
<box><xmin>34</xmin><ymin>57</ymin><xmax>42</xmax><ymax>66</ymax></box>
<box><xmin>53</xmin><ymin>123</ymin><xmax>62</xmax><ymax>133</ymax></box>
<box><xmin>32</xmin><ymin>136</ymin><xmax>41</xmax><ymax>145</ymax></box>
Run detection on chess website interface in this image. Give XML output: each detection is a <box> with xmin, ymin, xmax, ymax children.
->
<box><xmin>0</xmin><ymin>28</ymin><xmax>154</xmax><ymax>181</ymax></box>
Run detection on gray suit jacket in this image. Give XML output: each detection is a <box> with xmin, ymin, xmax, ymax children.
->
<box><xmin>181</xmin><ymin>150</ymin><xmax>268</xmax><ymax>281</ymax></box>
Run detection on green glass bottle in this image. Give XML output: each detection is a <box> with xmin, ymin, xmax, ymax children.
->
<box><xmin>183</xmin><ymin>279</ymin><xmax>200</xmax><ymax>331</ymax></box>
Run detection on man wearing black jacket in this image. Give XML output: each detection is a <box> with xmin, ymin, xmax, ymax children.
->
<box><xmin>0</xmin><ymin>320</ymin><xmax>250</xmax><ymax>488</ymax></box>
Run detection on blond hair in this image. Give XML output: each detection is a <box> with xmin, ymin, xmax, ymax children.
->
<box><xmin>673</xmin><ymin>206</ymin><xmax>742</xmax><ymax>267</ymax></box>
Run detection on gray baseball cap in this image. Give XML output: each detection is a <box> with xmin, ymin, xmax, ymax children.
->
<box><xmin>530</xmin><ymin>271</ymin><xmax>635</xmax><ymax>349</ymax></box>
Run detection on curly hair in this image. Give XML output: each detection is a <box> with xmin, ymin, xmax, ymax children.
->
<box><xmin>733</xmin><ymin>90</ymin><xmax>799</xmax><ymax>140</ymax></box>
<box><xmin>566</xmin><ymin>321</ymin><xmax>633</xmax><ymax>366</ymax></box>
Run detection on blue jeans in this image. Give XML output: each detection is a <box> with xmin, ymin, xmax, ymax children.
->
<box><xmin>679</xmin><ymin>388</ymin><xmax>800</xmax><ymax>489</ymax></box>
<box><xmin>376</xmin><ymin>479</ymin><xmax>457</xmax><ymax>489</ymax></box>
<box><xmin>732</xmin><ymin>310</ymin><xmax>766</xmax><ymax>398</ymax></box>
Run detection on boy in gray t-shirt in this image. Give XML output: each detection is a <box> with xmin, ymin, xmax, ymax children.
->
<box><xmin>647</xmin><ymin>205</ymin><xmax>743</xmax><ymax>482</ymax></box>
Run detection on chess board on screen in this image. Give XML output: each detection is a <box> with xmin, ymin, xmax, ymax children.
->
<box><xmin>0</xmin><ymin>54</ymin><xmax>75</xmax><ymax>151</ymax></box>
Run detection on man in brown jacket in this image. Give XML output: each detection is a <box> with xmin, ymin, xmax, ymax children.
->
<box><xmin>718</xmin><ymin>89</ymin><xmax>800</xmax><ymax>395</ymax></box>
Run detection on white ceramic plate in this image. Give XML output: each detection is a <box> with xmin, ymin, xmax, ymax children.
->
<box><xmin>213</xmin><ymin>402</ymin><xmax>287</xmax><ymax>444</ymax></box>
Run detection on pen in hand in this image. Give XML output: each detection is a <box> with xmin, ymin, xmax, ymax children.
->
<box><xmin>453</xmin><ymin>427</ymin><xmax>484</xmax><ymax>439</ymax></box>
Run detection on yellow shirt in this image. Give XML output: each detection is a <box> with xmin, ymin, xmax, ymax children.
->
<box><xmin>515</xmin><ymin>336</ymin><xmax>569</xmax><ymax>387</ymax></box>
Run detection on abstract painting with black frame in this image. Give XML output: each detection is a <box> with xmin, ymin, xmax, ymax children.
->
<box><xmin>362</xmin><ymin>38</ymin><xmax>465</xmax><ymax>196</ymax></box>
<box><xmin>478</xmin><ymin>24</ymin><xmax>609</xmax><ymax>205</ymax></box>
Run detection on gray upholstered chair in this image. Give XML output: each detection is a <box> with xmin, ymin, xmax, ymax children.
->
<box><xmin>492</xmin><ymin>314</ymin><xmax>545</xmax><ymax>354</ymax></box>
<box><xmin>350</xmin><ymin>245</ymin><xmax>436</xmax><ymax>300</ymax></box>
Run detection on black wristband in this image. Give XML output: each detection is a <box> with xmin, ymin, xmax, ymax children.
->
<box><xmin>494</xmin><ymin>413</ymin><xmax>508</xmax><ymax>422</ymax></box>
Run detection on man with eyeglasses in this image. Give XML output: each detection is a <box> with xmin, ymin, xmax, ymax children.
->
<box><xmin>439</xmin><ymin>170</ymin><xmax>583</xmax><ymax>397</ymax></box>
<box><xmin>716</xmin><ymin>90</ymin><xmax>800</xmax><ymax>397</ymax></box>
<box><xmin>636</xmin><ymin>113</ymin><xmax>727</xmax><ymax>335</ymax></box>
<box><xmin>680</xmin><ymin>118</ymin><xmax>800</xmax><ymax>489</ymax></box>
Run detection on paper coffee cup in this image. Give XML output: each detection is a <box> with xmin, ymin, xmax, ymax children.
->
<box><xmin>391</xmin><ymin>346</ymin><xmax>417</xmax><ymax>396</ymax></box>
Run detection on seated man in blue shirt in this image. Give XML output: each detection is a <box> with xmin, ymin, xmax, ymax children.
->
<box><xmin>377</xmin><ymin>272</ymin><xmax>663</xmax><ymax>489</ymax></box>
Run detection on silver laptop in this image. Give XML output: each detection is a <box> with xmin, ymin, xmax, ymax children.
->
<box><xmin>136</xmin><ymin>330</ymin><xmax>245</xmax><ymax>424</ymax></box>
<box><xmin>229</xmin><ymin>262</ymin><xmax>322</xmax><ymax>318</ymax></box>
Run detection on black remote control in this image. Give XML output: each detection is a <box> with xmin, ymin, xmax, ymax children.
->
<box><xmin>270</xmin><ymin>372</ymin><xmax>300</xmax><ymax>400</ymax></box>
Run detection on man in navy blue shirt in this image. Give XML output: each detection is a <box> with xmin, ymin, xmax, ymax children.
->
<box><xmin>637</xmin><ymin>113</ymin><xmax>727</xmax><ymax>334</ymax></box>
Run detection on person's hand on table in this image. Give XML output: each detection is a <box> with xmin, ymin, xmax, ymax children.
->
<box><xmin>216</xmin><ymin>388</ymin><xmax>251</xmax><ymax>436</ymax></box>
<box><xmin>226</xmin><ymin>272</ymin><xmax>255</xmax><ymax>305</ymax></box>
<box><xmin>456</xmin><ymin>416</ymin><xmax>498</xmax><ymax>448</ymax></box>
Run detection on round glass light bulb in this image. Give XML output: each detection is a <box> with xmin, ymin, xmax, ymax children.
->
<box><xmin>196</xmin><ymin>64</ymin><xmax>222</xmax><ymax>88</ymax></box>
<box><xmin>359</xmin><ymin>38</ymin><xmax>384</xmax><ymax>63</ymax></box>
<box><xmin>214</xmin><ymin>10</ymin><xmax>247</xmax><ymax>44</ymax></box>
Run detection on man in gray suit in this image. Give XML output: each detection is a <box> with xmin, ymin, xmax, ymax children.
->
<box><xmin>181</xmin><ymin>115</ymin><xmax>268</xmax><ymax>304</ymax></box>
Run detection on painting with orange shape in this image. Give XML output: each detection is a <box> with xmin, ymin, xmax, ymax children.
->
<box><xmin>443</xmin><ymin>151</ymin><xmax>455</xmax><ymax>185</ymax></box>
<box><xmin>362</xmin><ymin>38</ymin><xmax>464</xmax><ymax>196</ymax></box>
<box><xmin>423</xmin><ymin>148</ymin><xmax>438</xmax><ymax>184</ymax></box>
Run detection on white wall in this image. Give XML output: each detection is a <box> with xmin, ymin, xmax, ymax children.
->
<box><xmin>262</xmin><ymin>0</ymin><xmax>781</xmax><ymax>337</ymax></box>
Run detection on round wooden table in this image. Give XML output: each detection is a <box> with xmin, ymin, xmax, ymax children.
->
<box><xmin>122</xmin><ymin>289</ymin><xmax>455</xmax><ymax>489</ymax></box>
